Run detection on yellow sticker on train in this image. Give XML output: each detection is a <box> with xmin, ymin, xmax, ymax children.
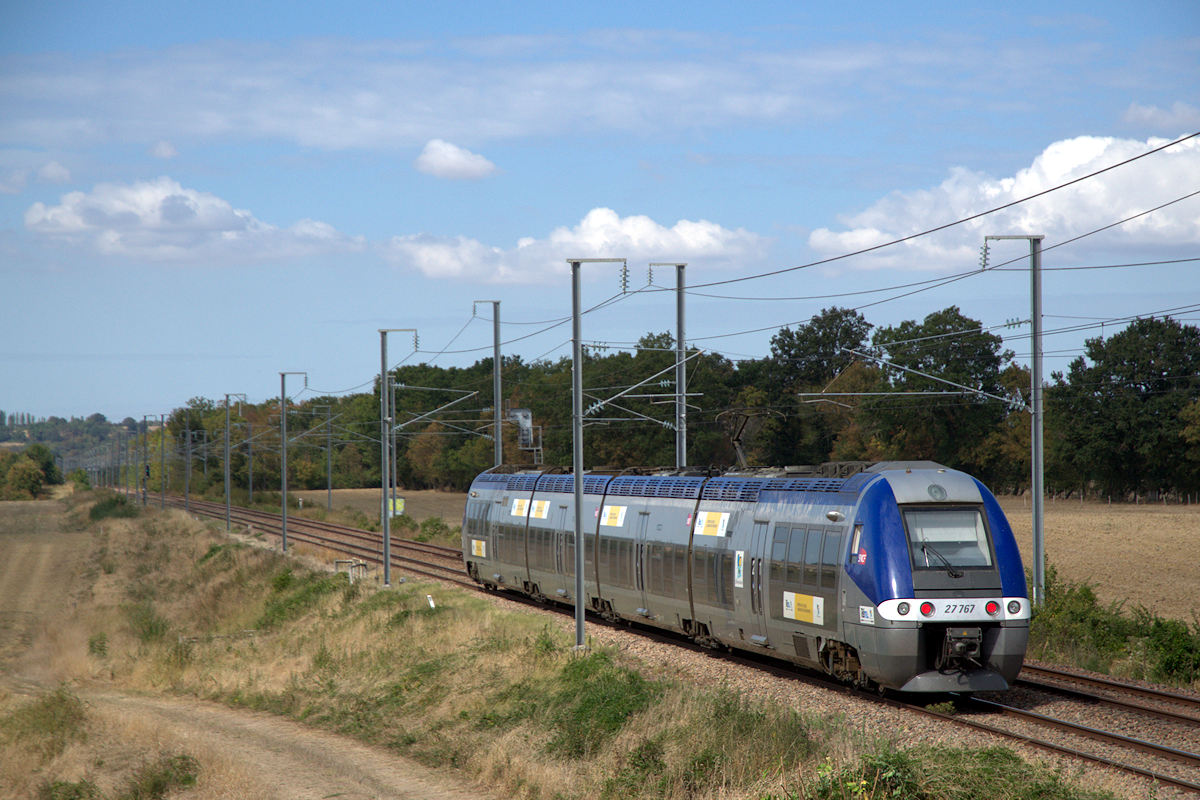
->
<box><xmin>783</xmin><ymin>591</ymin><xmax>824</xmax><ymax>625</ymax></box>
<box><xmin>510</xmin><ymin>498</ymin><xmax>529</xmax><ymax>517</ymax></box>
<box><xmin>531</xmin><ymin>500</ymin><xmax>550</xmax><ymax>519</ymax></box>
<box><xmin>471</xmin><ymin>539</ymin><xmax>487</xmax><ymax>558</ymax></box>
<box><xmin>600</xmin><ymin>505</ymin><xmax>627</xmax><ymax>527</ymax></box>
<box><xmin>693</xmin><ymin>510</ymin><xmax>730</xmax><ymax>536</ymax></box>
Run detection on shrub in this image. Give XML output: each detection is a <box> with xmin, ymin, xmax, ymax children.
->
<box><xmin>117</xmin><ymin>752</ymin><xmax>199</xmax><ymax>799</ymax></box>
<box><xmin>127</xmin><ymin>601</ymin><xmax>169</xmax><ymax>642</ymax></box>
<box><xmin>1</xmin><ymin>687</ymin><xmax>88</xmax><ymax>761</ymax></box>
<box><xmin>257</xmin><ymin>571</ymin><xmax>345</xmax><ymax>629</ymax></box>
<box><xmin>37</xmin><ymin>779</ymin><xmax>101</xmax><ymax>800</ymax></box>
<box><xmin>89</xmin><ymin>494</ymin><xmax>139</xmax><ymax>521</ymax></box>
<box><xmin>1030</xmin><ymin>564</ymin><xmax>1200</xmax><ymax>685</ymax></box>
<box><xmin>545</xmin><ymin>651</ymin><xmax>663</xmax><ymax>758</ymax></box>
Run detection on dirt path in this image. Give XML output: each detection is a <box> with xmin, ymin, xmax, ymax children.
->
<box><xmin>0</xmin><ymin>498</ymin><xmax>491</xmax><ymax>800</ymax></box>
<box><xmin>0</xmin><ymin>500</ymin><xmax>87</xmax><ymax>667</ymax></box>
<box><xmin>82</xmin><ymin>691</ymin><xmax>485</xmax><ymax>800</ymax></box>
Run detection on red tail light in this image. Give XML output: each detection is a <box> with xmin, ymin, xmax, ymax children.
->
<box><xmin>920</xmin><ymin>602</ymin><xmax>935</xmax><ymax>616</ymax></box>
<box><xmin>986</xmin><ymin>601</ymin><xmax>1000</xmax><ymax>616</ymax></box>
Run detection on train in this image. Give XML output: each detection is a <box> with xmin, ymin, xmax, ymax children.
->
<box><xmin>461</xmin><ymin>461</ymin><xmax>1029</xmax><ymax>692</ymax></box>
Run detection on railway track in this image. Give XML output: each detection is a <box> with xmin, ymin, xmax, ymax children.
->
<box><xmin>158</xmin><ymin>494</ymin><xmax>473</xmax><ymax>589</ymax></box>
<box><xmin>148</xmin><ymin>491</ymin><xmax>1200</xmax><ymax>795</ymax></box>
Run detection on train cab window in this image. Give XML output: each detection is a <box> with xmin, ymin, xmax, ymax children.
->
<box><xmin>903</xmin><ymin>507</ymin><xmax>993</xmax><ymax>570</ymax></box>
<box><xmin>803</xmin><ymin>531</ymin><xmax>822</xmax><ymax>585</ymax></box>
<box><xmin>820</xmin><ymin>532</ymin><xmax>841</xmax><ymax>589</ymax></box>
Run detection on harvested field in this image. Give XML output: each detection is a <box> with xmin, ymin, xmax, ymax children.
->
<box><xmin>1000</xmin><ymin>494</ymin><xmax>1198</xmax><ymax>621</ymax></box>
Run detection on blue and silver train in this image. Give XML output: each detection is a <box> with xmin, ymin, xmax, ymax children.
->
<box><xmin>462</xmin><ymin>461</ymin><xmax>1028</xmax><ymax>692</ymax></box>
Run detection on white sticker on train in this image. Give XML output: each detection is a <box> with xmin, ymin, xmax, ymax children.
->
<box><xmin>600</xmin><ymin>505</ymin><xmax>627</xmax><ymax>527</ymax></box>
<box><xmin>693</xmin><ymin>511</ymin><xmax>730</xmax><ymax>537</ymax></box>
<box><xmin>510</xmin><ymin>498</ymin><xmax>529</xmax><ymax>517</ymax></box>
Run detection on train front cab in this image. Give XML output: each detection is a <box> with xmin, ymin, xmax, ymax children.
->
<box><xmin>842</xmin><ymin>466</ymin><xmax>1029</xmax><ymax>692</ymax></box>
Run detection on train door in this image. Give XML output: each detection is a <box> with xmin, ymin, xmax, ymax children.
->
<box><xmin>634</xmin><ymin>510</ymin><xmax>651</xmax><ymax>615</ymax></box>
<box><xmin>745</xmin><ymin>519</ymin><xmax>770</xmax><ymax>646</ymax></box>
<box><xmin>554</xmin><ymin>505</ymin><xmax>575</xmax><ymax>598</ymax></box>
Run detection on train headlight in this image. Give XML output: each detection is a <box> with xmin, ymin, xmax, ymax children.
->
<box><xmin>919</xmin><ymin>602</ymin><xmax>935</xmax><ymax>617</ymax></box>
<box><xmin>1007</xmin><ymin>600</ymin><xmax>1022</xmax><ymax>615</ymax></box>
<box><xmin>897</xmin><ymin>602</ymin><xmax>911</xmax><ymax>616</ymax></box>
<box><xmin>985</xmin><ymin>601</ymin><xmax>1000</xmax><ymax>616</ymax></box>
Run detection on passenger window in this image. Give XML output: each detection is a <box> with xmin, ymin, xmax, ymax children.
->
<box><xmin>804</xmin><ymin>531</ymin><xmax>822</xmax><ymax>585</ymax></box>
<box><xmin>771</xmin><ymin>525</ymin><xmax>788</xmax><ymax>583</ymax></box>
<box><xmin>821</xmin><ymin>533</ymin><xmax>841</xmax><ymax>589</ymax></box>
<box><xmin>786</xmin><ymin>527</ymin><xmax>806</xmax><ymax>584</ymax></box>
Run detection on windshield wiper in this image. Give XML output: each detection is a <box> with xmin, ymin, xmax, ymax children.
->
<box><xmin>921</xmin><ymin>543</ymin><xmax>964</xmax><ymax>579</ymax></box>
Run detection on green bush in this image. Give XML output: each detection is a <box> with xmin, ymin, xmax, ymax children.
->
<box><xmin>1</xmin><ymin>687</ymin><xmax>88</xmax><ymax>761</ymax></box>
<box><xmin>257</xmin><ymin>570</ymin><xmax>345</xmax><ymax>629</ymax></box>
<box><xmin>38</xmin><ymin>779</ymin><xmax>101</xmax><ymax>800</ymax></box>
<box><xmin>67</xmin><ymin>469</ymin><xmax>91</xmax><ymax>491</ymax></box>
<box><xmin>1030</xmin><ymin>564</ymin><xmax>1200</xmax><ymax>685</ymax></box>
<box><xmin>545</xmin><ymin>651</ymin><xmax>664</xmax><ymax>758</ymax></box>
<box><xmin>89</xmin><ymin>494</ymin><xmax>139</xmax><ymax>521</ymax></box>
<box><xmin>127</xmin><ymin>601</ymin><xmax>169</xmax><ymax>642</ymax></box>
<box><xmin>115</xmin><ymin>752</ymin><xmax>198</xmax><ymax>800</ymax></box>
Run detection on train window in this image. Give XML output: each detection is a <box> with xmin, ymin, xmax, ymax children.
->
<box><xmin>903</xmin><ymin>507</ymin><xmax>993</xmax><ymax>569</ymax></box>
<box><xmin>712</xmin><ymin>551</ymin><xmax>733</xmax><ymax>609</ymax></box>
<box><xmin>821</xmin><ymin>533</ymin><xmax>841</xmax><ymax>589</ymax></box>
<box><xmin>786</xmin><ymin>527</ymin><xmax>806</xmax><ymax>584</ymax></box>
<box><xmin>771</xmin><ymin>525</ymin><xmax>788</xmax><ymax>584</ymax></box>
<box><xmin>804</xmin><ymin>531</ymin><xmax>822</xmax><ymax>585</ymax></box>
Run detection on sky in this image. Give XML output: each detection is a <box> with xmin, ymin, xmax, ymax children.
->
<box><xmin>2</xmin><ymin>0</ymin><xmax>1199</xmax><ymax>422</ymax></box>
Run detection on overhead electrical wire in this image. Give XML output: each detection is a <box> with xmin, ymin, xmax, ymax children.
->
<box><xmin>686</xmin><ymin>186</ymin><xmax>1200</xmax><ymax>345</ymax></box>
<box><xmin>673</xmin><ymin>130</ymin><xmax>1200</xmax><ymax>292</ymax></box>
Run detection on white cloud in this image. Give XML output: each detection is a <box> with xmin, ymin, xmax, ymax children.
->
<box><xmin>24</xmin><ymin>177</ymin><xmax>364</xmax><ymax>262</ymax></box>
<box><xmin>414</xmin><ymin>139</ymin><xmax>497</xmax><ymax>179</ymax></box>
<box><xmin>808</xmin><ymin>134</ymin><xmax>1200</xmax><ymax>271</ymax></box>
<box><xmin>150</xmin><ymin>140</ymin><xmax>178</xmax><ymax>159</ymax></box>
<box><xmin>37</xmin><ymin>161</ymin><xmax>70</xmax><ymax>183</ymax></box>
<box><xmin>383</xmin><ymin>207</ymin><xmax>767</xmax><ymax>283</ymax></box>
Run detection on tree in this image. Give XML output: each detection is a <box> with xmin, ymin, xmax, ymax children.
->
<box><xmin>862</xmin><ymin>306</ymin><xmax>1012</xmax><ymax>473</ymax></box>
<box><xmin>5</xmin><ymin>456</ymin><xmax>44</xmax><ymax>499</ymax></box>
<box><xmin>759</xmin><ymin>308</ymin><xmax>874</xmax><ymax>465</ymax></box>
<box><xmin>22</xmin><ymin>443</ymin><xmax>63</xmax><ymax>485</ymax></box>
<box><xmin>1048</xmin><ymin>316</ymin><xmax>1200</xmax><ymax>497</ymax></box>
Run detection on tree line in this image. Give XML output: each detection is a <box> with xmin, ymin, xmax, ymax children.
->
<box><xmin>49</xmin><ymin>307</ymin><xmax>1200</xmax><ymax>501</ymax></box>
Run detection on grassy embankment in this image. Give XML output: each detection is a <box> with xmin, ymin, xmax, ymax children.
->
<box><xmin>2</xmin><ymin>491</ymin><xmax>1127</xmax><ymax>800</ymax></box>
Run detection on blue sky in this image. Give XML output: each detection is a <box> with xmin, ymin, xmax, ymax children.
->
<box><xmin>2</xmin><ymin>1</ymin><xmax>1198</xmax><ymax>420</ymax></box>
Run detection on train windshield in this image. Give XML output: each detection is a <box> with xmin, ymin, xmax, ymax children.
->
<box><xmin>903</xmin><ymin>507</ymin><xmax>993</xmax><ymax>570</ymax></box>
